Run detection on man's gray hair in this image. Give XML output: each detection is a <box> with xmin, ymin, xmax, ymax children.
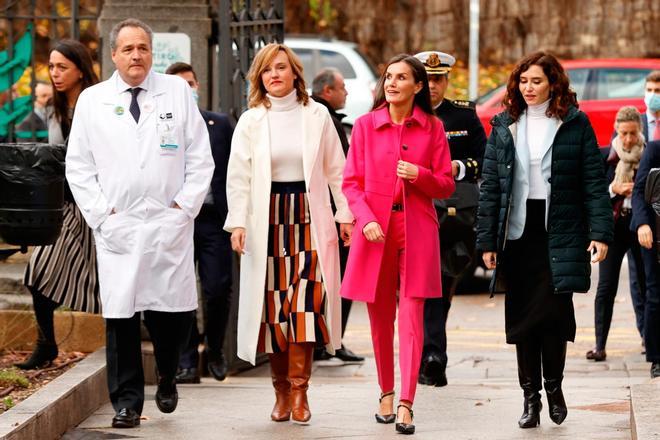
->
<box><xmin>615</xmin><ymin>105</ymin><xmax>642</xmax><ymax>127</ymax></box>
<box><xmin>312</xmin><ymin>68</ymin><xmax>341</xmax><ymax>96</ymax></box>
<box><xmin>109</xmin><ymin>18</ymin><xmax>154</xmax><ymax>51</ymax></box>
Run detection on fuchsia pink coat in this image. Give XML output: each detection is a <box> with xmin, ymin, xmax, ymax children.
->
<box><xmin>341</xmin><ymin>105</ymin><xmax>455</xmax><ymax>302</ymax></box>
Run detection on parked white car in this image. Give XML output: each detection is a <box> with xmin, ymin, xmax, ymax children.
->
<box><xmin>285</xmin><ymin>36</ymin><xmax>378</xmax><ymax>127</ymax></box>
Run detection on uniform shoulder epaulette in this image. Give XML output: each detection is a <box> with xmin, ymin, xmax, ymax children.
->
<box><xmin>450</xmin><ymin>99</ymin><xmax>476</xmax><ymax>109</ymax></box>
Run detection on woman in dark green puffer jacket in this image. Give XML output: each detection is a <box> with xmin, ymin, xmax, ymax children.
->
<box><xmin>476</xmin><ymin>52</ymin><xmax>613</xmax><ymax>430</ymax></box>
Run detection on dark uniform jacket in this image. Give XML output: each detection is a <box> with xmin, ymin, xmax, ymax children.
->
<box><xmin>311</xmin><ymin>95</ymin><xmax>349</xmax><ymax>156</ymax></box>
<box><xmin>476</xmin><ymin>106</ymin><xmax>613</xmax><ymax>293</ymax></box>
<box><xmin>434</xmin><ymin>99</ymin><xmax>487</xmax><ymax>182</ymax></box>
<box><xmin>200</xmin><ymin>110</ymin><xmax>233</xmax><ymax>225</ymax></box>
<box><xmin>632</xmin><ymin>140</ymin><xmax>660</xmax><ymax>231</ymax></box>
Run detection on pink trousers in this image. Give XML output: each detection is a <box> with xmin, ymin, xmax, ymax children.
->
<box><xmin>366</xmin><ymin>211</ymin><xmax>425</xmax><ymax>403</ymax></box>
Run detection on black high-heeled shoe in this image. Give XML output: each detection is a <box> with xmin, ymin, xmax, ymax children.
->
<box><xmin>374</xmin><ymin>391</ymin><xmax>395</xmax><ymax>424</ymax></box>
<box><xmin>395</xmin><ymin>404</ymin><xmax>415</xmax><ymax>435</ymax></box>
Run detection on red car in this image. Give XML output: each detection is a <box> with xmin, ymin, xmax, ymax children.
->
<box><xmin>476</xmin><ymin>58</ymin><xmax>660</xmax><ymax>147</ymax></box>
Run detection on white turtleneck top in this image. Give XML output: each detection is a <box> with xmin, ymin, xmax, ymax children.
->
<box><xmin>526</xmin><ymin>99</ymin><xmax>555</xmax><ymax>200</ymax></box>
<box><xmin>267</xmin><ymin>90</ymin><xmax>305</xmax><ymax>181</ymax></box>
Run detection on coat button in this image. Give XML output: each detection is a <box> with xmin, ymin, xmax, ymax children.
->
<box><xmin>405</xmin><ymin>122</ymin><xmax>412</xmax><ymax>128</ymax></box>
<box><xmin>548</xmin><ymin>177</ymin><xmax>552</xmax><ymax>183</ymax></box>
<box><xmin>402</xmin><ymin>144</ymin><xmax>408</xmax><ymax>150</ymax></box>
<box><xmin>507</xmin><ymin>164</ymin><xmax>511</xmax><ymax>169</ymax></box>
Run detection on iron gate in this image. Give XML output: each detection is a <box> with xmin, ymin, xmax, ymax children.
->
<box><xmin>214</xmin><ymin>0</ymin><xmax>284</xmax><ymax>122</ymax></box>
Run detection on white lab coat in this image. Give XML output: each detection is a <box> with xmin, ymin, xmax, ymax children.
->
<box><xmin>224</xmin><ymin>100</ymin><xmax>353</xmax><ymax>365</ymax></box>
<box><xmin>66</xmin><ymin>71</ymin><xmax>214</xmax><ymax>318</ymax></box>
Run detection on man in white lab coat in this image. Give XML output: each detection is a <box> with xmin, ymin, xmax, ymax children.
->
<box><xmin>66</xmin><ymin>18</ymin><xmax>214</xmax><ymax>428</ymax></box>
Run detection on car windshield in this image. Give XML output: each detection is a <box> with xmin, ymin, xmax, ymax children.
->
<box><xmin>476</xmin><ymin>85</ymin><xmax>505</xmax><ymax>105</ymax></box>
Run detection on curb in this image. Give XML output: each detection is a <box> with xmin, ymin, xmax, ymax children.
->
<box><xmin>630</xmin><ymin>382</ymin><xmax>660</xmax><ymax>440</ymax></box>
<box><xmin>0</xmin><ymin>348</ymin><xmax>107</xmax><ymax>440</ymax></box>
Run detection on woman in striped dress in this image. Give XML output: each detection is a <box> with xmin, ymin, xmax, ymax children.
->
<box><xmin>224</xmin><ymin>43</ymin><xmax>353</xmax><ymax>423</ymax></box>
<box><xmin>17</xmin><ymin>40</ymin><xmax>100</xmax><ymax>369</ymax></box>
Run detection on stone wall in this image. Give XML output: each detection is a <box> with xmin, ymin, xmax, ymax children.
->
<box><xmin>285</xmin><ymin>0</ymin><xmax>660</xmax><ymax>66</ymax></box>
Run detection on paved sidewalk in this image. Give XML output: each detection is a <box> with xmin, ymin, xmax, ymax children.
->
<box><xmin>65</xmin><ymin>264</ymin><xmax>652</xmax><ymax>439</ymax></box>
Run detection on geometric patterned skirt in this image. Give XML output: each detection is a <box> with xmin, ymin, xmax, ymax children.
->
<box><xmin>257</xmin><ymin>181</ymin><xmax>330</xmax><ymax>353</ymax></box>
<box><xmin>24</xmin><ymin>201</ymin><xmax>101</xmax><ymax>314</ymax></box>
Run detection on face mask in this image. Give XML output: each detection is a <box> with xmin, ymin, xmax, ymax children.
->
<box><xmin>645</xmin><ymin>91</ymin><xmax>660</xmax><ymax>113</ymax></box>
<box><xmin>191</xmin><ymin>88</ymin><xmax>199</xmax><ymax>105</ymax></box>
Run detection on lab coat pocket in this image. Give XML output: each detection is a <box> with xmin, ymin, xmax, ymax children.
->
<box><xmin>98</xmin><ymin>213</ymin><xmax>136</xmax><ymax>254</ymax></box>
<box><xmin>157</xmin><ymin>208</ymin><xmax>192</xmax><ymax>251</ymax></box>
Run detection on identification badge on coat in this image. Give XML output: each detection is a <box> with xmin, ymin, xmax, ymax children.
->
<box><xmin>157</xmin><ymin>121</ymin><xmax>178</xmax><ymax>154</ymax></box>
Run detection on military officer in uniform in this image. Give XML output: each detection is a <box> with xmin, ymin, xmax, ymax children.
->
<box><xmin>414</xmin><ymin>51</ymin><xmax>487</xmax><ymax>387</ymax></box>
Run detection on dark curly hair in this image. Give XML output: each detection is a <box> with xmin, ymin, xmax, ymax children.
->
<box><xmin>503</xmin><ymin>51</ymin><xmax>577</xmax><ymax>122</ymax></box>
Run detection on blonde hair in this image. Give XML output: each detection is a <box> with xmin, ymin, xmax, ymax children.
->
<box><xmin>247</xmin><ymin>43</ymin><xmax>309</xmax><ymax>108</ymax></box>
<box><xmin>615</xmin><ymin>106</ymin><xmax>642</xmax><ymax>128</ymax></box>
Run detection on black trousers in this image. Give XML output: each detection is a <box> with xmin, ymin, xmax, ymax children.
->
<box><xmin>628</xmin><ymin>254</ymin><xmax>646</xmax><ymax>338</ymax></box>
<box><xmin>180</xmin><ymin>205</ymin><xmax>233</xmax><ymax>369</ymax></box>
<box><xmin>641</xmin><ymin>244</ymin><xmax>660</xmax><ymax>363</ymax></box>
<box><xmin>421</xmin><ymin>275</ymin><xmax>453</xmax><ymax>365</ymax></box>
<box><xmin>339</xmin><ymin>232</ymin><xmax>353</xmax><ymax>337</ymax></box>
<box><xmin>594</xmin><ymin>212</ymin><xmax>645</xmax><ymax>350</ymax></box>
<box><xmin>106</xmin><ymin>310</ymin><xmax>193</xmax><ymax>414</ymax></box>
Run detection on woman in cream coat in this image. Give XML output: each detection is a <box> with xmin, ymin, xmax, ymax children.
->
<box><xmin>224</xmin><ymin>43</ymin><xmax>353</xmax><ymax>424</ymax></box>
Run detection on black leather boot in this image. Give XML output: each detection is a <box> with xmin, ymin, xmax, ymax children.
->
<box><xmin>518</xmin><ymin>388</ymin><xmax>542</xmax><ymax>428</ymax></box>
<box><xmin>15</xmin><ymin>291</ymin><xmax>59</xmax><ymax>370</ymax></box>
<box><xmin>15</xmin><ymin>343</ymin><xmax>58</xmax><ymax>370</ymax></box>
<box><xmin>542</xmin><ymin>336</ymin><xmax>568</xmax><ymax>425</ymax></box>
<box><xmin>516</xmin><ymin>341</ymin><xmax>542</xmax><ymax>429</ymax></box>
<box><xmin>544</xmin><ymin>378</ymin><xmax>567</xmax><ymax>425</ymax></box>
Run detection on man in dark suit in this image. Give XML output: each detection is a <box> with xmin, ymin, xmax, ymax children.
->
<box><xmin>166</xmin><ymin>62</ymin><xmax>233</xmax><ymax>383</ymax></box>
<box><xmin>15</xmin><ymin>81</ymin><xmax>52</xmax><ymax>141</ymax></box>
<box><xmin>311</xmin><ymin>67</ymin><xmax>364</xmax><ymax>365</ymax></box>
<box><xmin>413</xmin><ymin>51</ymin><xmax>487</xmax><ymax>387</ymax></box>
<box><xmin>631</xmin><ymin>139</ymin><xmax>660</xmax><ymax>378</ymax></box>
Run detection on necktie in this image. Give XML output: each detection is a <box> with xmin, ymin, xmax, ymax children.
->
<box><xmin>129</xmin><ymin>87</ymin><xmax>141</xmax><ymax>123</ymax></box>
<box><xmin>654</xmin><ymin>118</ymin><xmax>660</xmax><ymax>142</ymax></box>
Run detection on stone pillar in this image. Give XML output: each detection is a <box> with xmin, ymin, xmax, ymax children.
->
<box><xmin>98</xmin><ymin>0</ymin><xmax>212</xmax><ymax>108</ymax></box>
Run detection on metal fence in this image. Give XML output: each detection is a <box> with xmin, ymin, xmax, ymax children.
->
<box><xmin>213</xmin><ymin>0</ymin><xmax>284</xmax><ymax>122</ymax></box>
<box><xmin>0</xmin><ymin>0</ymin><xmax>102</xmax><ymax>142</ymax></box>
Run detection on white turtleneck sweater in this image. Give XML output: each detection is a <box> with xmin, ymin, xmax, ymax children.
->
<box><xmin>526</xmin><ymin>99</ymin><xmax>555</xmax><ymax>200</ymax></box>
<box><xmin>267</xmin><ymin>90</ymin><xmax>305</xmax><ymax>182</ymax></box>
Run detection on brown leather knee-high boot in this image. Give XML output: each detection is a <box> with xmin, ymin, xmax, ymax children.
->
<box><xmin>288</xmin><ymin>342</ymin><xmax>314</xmax><ymax>423</ymax></box>
<box><xmin>269</xmin><ymin>352</ymin><xmax>291</xmax><ymax>421</ymax></box>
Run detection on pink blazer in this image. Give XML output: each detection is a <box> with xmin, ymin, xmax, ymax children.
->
<box><xmin>341</xmin><ymin>105</ymin><xmax>455</xmax><ymax>302</ymax></box>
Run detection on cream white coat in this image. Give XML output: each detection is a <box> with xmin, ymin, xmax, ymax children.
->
<box><xmin>224</xmin><ymin>100</ymin><xmax>353</xmax><ymax>365</ymax></box>
<box><xmin>66</xmin><ymin>71</ymin><xmax>214</xmax><ymax>318</ymax></box>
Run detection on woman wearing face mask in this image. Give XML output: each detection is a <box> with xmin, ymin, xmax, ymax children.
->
<box><xmin>18</xmin><ymin>40</ymin><xmax>100</xmax><ymax>369</ymax></box>
<box><xmin>587</xmin><ymin>107</ymin><xmax>646</xmax><ymax>363</ymax></box>
<box><xmin>224</xmin><ymin>43</ymin><xmax>353</xmax><ymax>424</ymax></box>
<box><xmin>341</xmin><ymin>54</ymin><xmax>454</xmax><ymax>435</ymax></box>
<box><xmin>476</xmin><ymin>51</ymin><xmax>613</xmax><ymax>429</ymax></box>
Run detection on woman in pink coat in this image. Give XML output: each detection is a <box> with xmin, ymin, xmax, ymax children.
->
<box><xmin>342</xmin><ymin>54</ymin><xmax>455</xmax><ymax>434</ymax></box>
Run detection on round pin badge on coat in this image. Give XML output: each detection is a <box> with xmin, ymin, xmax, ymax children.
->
<box><xmin>114</xmin><ymin>106</ymin><xmax>124</xmax><ymax>115</ymax></box>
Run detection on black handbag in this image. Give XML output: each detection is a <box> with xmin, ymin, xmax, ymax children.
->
<box><xmin>434</xmin><ymin>181</ymin><xmax>480</xmax><ymax>278</ymax></box>
<box><xmin>644</xmin><ymin>167</ymin><xmax>660</xmax><ymax>263</ymax></box>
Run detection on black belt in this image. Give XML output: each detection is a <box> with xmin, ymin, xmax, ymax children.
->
<box><xmin>392</xmin><ymin>203</ymin><xmax>404</xmax><ymax>212</ymax></box>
